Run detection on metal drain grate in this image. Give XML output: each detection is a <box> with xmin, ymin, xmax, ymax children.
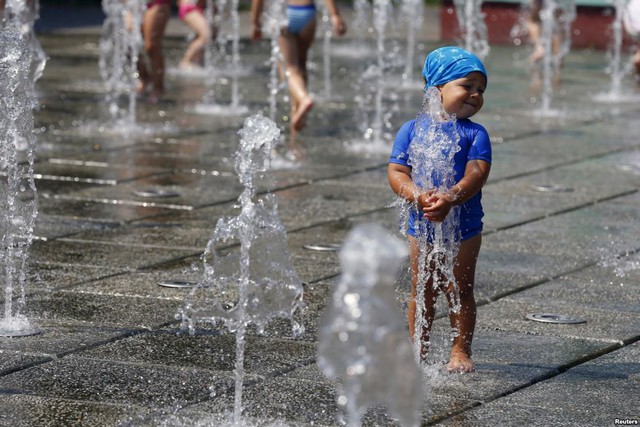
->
<box><xmin>157</xmin><ymin>280</ymin><xmax>199</xmax><ymax>289</ymax></box>
<box><xmin>302</xmin><ymin>243</ymin><xmax>341</xmax><ymax>251</ymax></box>
<box><xmin>525</xmin><ymin>313</ymin><xmax>586</xmax><ymax>324</ymax></box>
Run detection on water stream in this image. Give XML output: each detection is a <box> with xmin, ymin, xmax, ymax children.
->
<box><xmin>318</xmin><ymin>223</ymin><xmax>424</xmax><ymax>427</ymax></box>
<box><xmin>178</xmin><ymin>114</ymin><xmax>304</xmax><ymax>424</ymax></box>
<box><xmin>453</xmin><ymin>0</ymin><xmax>490</xmax><ymax>60</ymax></box>
<box><xmin>534</xmin><ymin>0</ymin><xmax>575</xmax><ymax>115</ymax></box>
<box><xmin>400</xmin><ymin>88</ymin><xmax>463</xmax><ymax>363</ymax></box>
<box><xmin>0</xmin><ymin>0</ymin><xmax>43</xmax><ymax>337</ymax></box>
<box><xmin>352</xmin><ymin>0</ymin><xmax>394</xmax><ymax>151</ymax></box>
<box><xmin>193</xmin><ymin>0</ymin><xmax>249</xmax><ymax>115</ymax></box>
<box><xmin>593</xmin><ymin>0</ymin><xmax>640</xmax><ymax>102</ymax></box>
<box><xmin>99</xmin><ymin>0</ymin><xmax>144</xmax><ymax>126</ymax></box>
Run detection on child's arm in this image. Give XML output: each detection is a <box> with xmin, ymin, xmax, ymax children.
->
<box><xmin>387</xmin><ymin>163</ymin><xmax>435</xmax><ymax>209</ymax></box>
<box><xmin>422</xmin><ymin>159</ymin><xmax>491</xmax><ymax>222</ymax></box>
<box><xmin>323</xmin><ymin>0</ymin><xmax>347</xmax><ymax>36</ymax></box>
<box><xmin>250</xmin><ymin>0</ymin><xmax>264</xmax><ymax>40</ymax></box>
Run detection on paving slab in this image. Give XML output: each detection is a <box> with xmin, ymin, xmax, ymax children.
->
<box><xmin>29</xmin><ymin>238</ymin><xmax>198</xmax><ymax>271</ymax></box>
<box><xmin>0</xmin><ymin>357</ymin><xmax>231</xmax><ymax>409</ymax></box>
<box><xmin>0</xmin><ymin>395</ymin><xmax>146</xmax><ymax>427</ymax></box>
<box><xmin>476</xmin><ymin>299</ymin><xmax>640</xmax><ymax>344</ymax></box>
<box><xmin>442</xmin><ymin>342</ymin><xmax>640</xmax><ymax>426</ymax></box>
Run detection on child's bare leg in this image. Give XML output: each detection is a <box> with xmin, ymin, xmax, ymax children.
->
<box><xmin>126</xmin><ymin>10</ymin><xmax>149</xmax><ymax>94</ymax></box>
<box><xmin>180</xmin><ymin>9</ymin><xmax>211</xmax><ymax>68</ymax></box>
<box><xmin>142</xmin><ymin>3</ymin><xmax>170</xmax><ymax>102</ymax></box>
<box><xmin>446</xmin><ymin>233</ymin><xmax>481</xmax><ymax>373</ymax></box>
<box><xmin>527</xmin><ymin>16</ymin><xmax>543</xmax><ymax>63</ymax></box>
<box><xmin>136</xmin><ymin>58</ymin><xmax>150</xmax><ymax>94</ymax></box>
<box><xmin>278</xmin><ymin>21</ymin><xmax>315</xmax><ymax>132</ymax></box>
<box><xmin>408</xmin><ymin>236</ymin><xmax>438</xmax><ymax>362</ymax></box>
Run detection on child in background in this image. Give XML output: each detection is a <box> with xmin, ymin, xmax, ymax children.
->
<box><xmin>387</xmin><ymin>47</ymin><xmax>492</xmax><ymax>373</ymax></box>
<box><xmin>250</xmin><ymin>0</ymin><xmax>346</xmax><ymax>140</ymax></box>
<box><xmin>137</xmin><ymin>0</ymin><xmax>171</xmax><ymax>103</ymax></box>
<box><xmin>178</xmin><ymin>0</ymin><xmax>216</xmax><ymax>70</ymax></box>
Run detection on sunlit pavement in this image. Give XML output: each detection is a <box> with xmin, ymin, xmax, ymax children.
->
<box><xmin>0</xmin><ymin>5</ymin><xmax>639</xmax><ymax>426</ymax></box>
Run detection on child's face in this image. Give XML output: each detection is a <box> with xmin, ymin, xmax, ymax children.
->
<box><xmin>438</xmin><ymin>71</ymin><xmax>486</xmax><ymax>119</ymax></box>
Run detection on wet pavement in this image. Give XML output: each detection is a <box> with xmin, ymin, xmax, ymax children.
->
<box><xmin>1</xmin><ymin>5</ymin><xmax>640</xmax><ymax>427</ymax></box>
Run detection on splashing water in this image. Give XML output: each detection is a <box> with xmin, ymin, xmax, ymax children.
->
<box><xmin>318</xmin><ymin>223</ymin><xmax>424</xmax><ymax>427</ymax></box>
<box><xmin>453</xmin><ymin>0</ymin><xmax>490</xmax><ymax>60</ymax></box>
<box><xmin>400</xmin><ymin>0</ymin><xmax>424</xmax><ymax>87</ymax></box>
<box><xmin>402</xmin><ymin>88</ymin><xmax>462</xmax><ymax>362</ymax></box>
<box><xmin>593</xmin><ymin>0</ymin><xmax>640</xmax><ymax>102</ymax></box>
<box><xmin>178</xmin><ymin>114</ymin><xmax>304</xmax><ymax>424</ymax></box>
<box><xmin>353</xmin><ymin>0</ymin><xmax>395</xmax><ymax>150</ymax></box>
<box><xmin>194</xmin><ymin>0</ymin><xmax>249</xmax><ymax>115</ymax></box>
<box><xmin>535</xmin><ymin>0</ymin><xmax>575</xmax><ymax>115</ymax></box>
<box><xmin>317</xmin><ymin>1</ymin><xmax>334</xmax><ymax>99</ymax></box>
<box><xmin>99</xmin><ymin>0</ymin><xmax>144</xmax><ymax>125</ymax></box>
<box><xmin>331</xmin><ymin>0</ymin><xmax>373</xmax><ymax>58</ymax></box>
<box><xmin>0</xmin><ymin>8</ymin><xmax>41</xmax><ymax>337</ymax></box>
<box><xmin>2</xmin><ymin>0</ymin><xmax>47</xmax><ymax>112</ymax></box>
<box><xmin>260</xmin><ymin>0</ymin><xmax>287</xmax><ymax>121</ymax></box>
<box><xmin>203</xmin><ymin>0</ymin><xmax>219</xmax><ymax>72</ymax></box>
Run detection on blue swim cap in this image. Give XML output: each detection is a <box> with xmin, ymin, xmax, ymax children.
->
<box><xmin>422</xmin><ymin>46</ymin><xmax>488</xmax><ymax>89</ymax></box>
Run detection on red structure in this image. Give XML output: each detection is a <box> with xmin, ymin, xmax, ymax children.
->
<box><xmin>439</xmin><ymin>0</ymin><xmax>630</xmax><ymax>50</ymax></box>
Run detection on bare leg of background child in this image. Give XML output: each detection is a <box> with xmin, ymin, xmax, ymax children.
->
<box><xmin>141</xmin><ymin>3</ymin><xmax>170</xmax><ymax>103</ymax></box>
<box><xmin>180</xmin><ymin>8</ymin><xmax>212</xmax><ymax>69</ymax></box>
<box><xmin>278</xmin><ymin>21</ymin><xmax>316</xmax><ymax>135</ymax></box>
<box><xmin>527</xmin><ymin>0</ymin><xmax>544</xmax><ymax>63</ymax></box>
<box><xmin>137</xmin><ymin>59</ymin><xmax>150</xmax><ymax>95</ymax></box>
<box><xmin>446</xmin><ymin>234</ymin><xmax>481</xmax><ymax>373</ymax></box>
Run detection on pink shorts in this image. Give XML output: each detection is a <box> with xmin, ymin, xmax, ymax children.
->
<box><xmin>179</xmin><ymin>3</ymin><xmax>204</xmax><ymax>19</ymax></box>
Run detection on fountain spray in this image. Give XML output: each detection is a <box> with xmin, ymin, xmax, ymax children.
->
<box><xmin>99</xmin><ymin>0</ymin><xmax>145</xmax><ymax>126</ymax></box>
<box><xmin>452</xmin><ymin>0</ymin><xmax>490</xmax><ymax>60</ymax></box>
<box><xmin>0</xmin><ymin>1</ymin><xmax>43</xmax><ymax>337</ymax></box>
<box><xmin>178</xmin><ymin>114</ymin><xmax>304</xmax><ymax>424</ymax></box>
<box><xmin>399</xmin><ymin>88</ymin><xmax>463</xmax><ymax>362</ymax></box>
<box><xmin>318</xmin><ymin>223</ymin><xmax>424</xmax><ymax>427</ymax></box>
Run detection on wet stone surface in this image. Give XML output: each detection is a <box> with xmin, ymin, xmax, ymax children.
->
<box><xmin>1</xmin><ymin>6</ymin><xmax>639</xmax><ymax>426</ymax></box>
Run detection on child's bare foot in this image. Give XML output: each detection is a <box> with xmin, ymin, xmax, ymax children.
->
<box><xmin>292</xmin><ymin>96</ymin><xmax>313</xmax><ymax>131</ymax></box>
<box><xmin>447</xmin><ymin>350</ymin><xmax>474</xmax><ymax>373</ymax></box>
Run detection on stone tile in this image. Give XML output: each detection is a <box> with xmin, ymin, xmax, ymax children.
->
<box><xmin>476</xmin><ymin>299</ymin><xmax>640</xmax><ymax>344</ymax></box>
<box><xmin>77</xmin><ymin>332</ymin><xmax>317</xmax><ymax>377</ymax></box>
<box><xmin>29</xmin><ymin>238</ymin><xmax>198</xmax><ymax>271</ymax></box>
<box><xmin>24</xmin><ymin>291</ymin><xmax>183</xmax><ymax>329</ymax></box>
<box><xmin>0</xmin><ymin>394</ymin><xmax>147</xmax><ymax>427</ymax></box>
<box><xmin>0</xmin><ymin>357</ymin><xmax>231</xmax><ymax>409</ymax></box>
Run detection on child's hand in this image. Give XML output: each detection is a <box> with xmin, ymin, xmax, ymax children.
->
<box><xmin>417</xmin><ymin>190</ymin><xmax>436</xmax><ymax>211</ymax></box>
<box><xmin>331</xmin><ymin>15</ymin><xmax>347</xmax><ymax>36</ymax></box>
<box><xmin>422</xmin><ymin>192</ymin><xmax>455</xmax><ymax>222</ymax></box>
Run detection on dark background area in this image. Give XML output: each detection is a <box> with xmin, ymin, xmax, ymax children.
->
<box><xmin>35</xmin><ymin>1</ymin><xmax>105</xmax><ymax>33</ymax></box>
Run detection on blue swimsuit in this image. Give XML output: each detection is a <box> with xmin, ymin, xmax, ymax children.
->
<box><xmin>287</xmin><ymin>4</ymin><xmax>316</xmax><ymax>35</ymax></box>
<box><xmin>389</xmin><ymin>118</ymin><xmax>492</xmax><ymax>241</ymax></box>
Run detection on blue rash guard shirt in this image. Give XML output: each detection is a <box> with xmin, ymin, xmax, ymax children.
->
<box><xmin>389</xmin><ymin>118</ymin><xmax>492</xmax><ymax>240</ymax></box>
